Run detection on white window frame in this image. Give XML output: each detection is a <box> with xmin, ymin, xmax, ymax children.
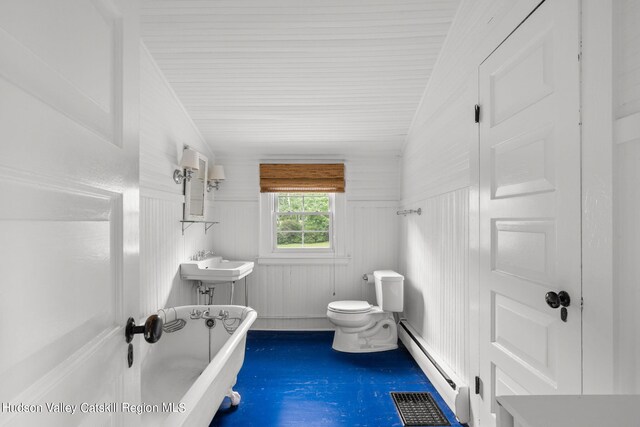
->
<box><xmin>272</xmin><ymin>193</ymin><xmax>334</xmax><ymax>253</ymax></box>
<box><xmin>258</xmin><ymin>192</ymin><xmax>348</xmax><ymax>264</ymax></box>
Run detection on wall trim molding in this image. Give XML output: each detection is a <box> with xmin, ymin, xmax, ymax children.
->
<box><xmin>400</xmin><ymin>183</ymin><xmax>471</xmax><ymax>208</ymax></box>
<box><xmin>140</xmin><ymin>187</ymin><xmax>184</xmax><ymax>203</ymax></box>
<box><xmin>347</xmin><ymin>200</ymin><xmax>399</xmax><ymax>208</ymax></box>
<box><xmin>212</xmin><ymin>198</ymin><xmax>260</xmax><ymax>204</ymax></box>
<box><xmin>257</xmin><ymin>256</ymin><xmax>351</xmax><ymax>266</ymax></box>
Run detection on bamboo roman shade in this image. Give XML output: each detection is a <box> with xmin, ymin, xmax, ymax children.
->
<box><xmin>260</xmin><ymin>163</ymin><xmax>345</xmax><ymax>193</ymax></box>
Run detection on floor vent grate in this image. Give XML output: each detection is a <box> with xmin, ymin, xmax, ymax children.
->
<box><xmin>390</xmin><ymin>392</ymin><xmax>451</xmax><ymax>426</ymax></box>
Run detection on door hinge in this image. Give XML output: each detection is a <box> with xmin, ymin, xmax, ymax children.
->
<box><xmin>474</xmin><ymin>104</ymin><xmax>480</xmax><ymax>123</ymax></box>
<box><xmin>475</xmin><ymin>376</ymin><xmax>482</xmax><ymax>395</ymax></box>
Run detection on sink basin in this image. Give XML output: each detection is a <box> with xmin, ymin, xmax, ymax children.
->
<box><xmin>180</xmin><ymin>256</ymin><xmax>255</xmax><ymax>282</ymax></box>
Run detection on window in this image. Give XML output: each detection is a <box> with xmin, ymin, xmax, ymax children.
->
<box><xmin>257</xmin><ymin>163</ymin><xmax>348</xmax><ymax>264</ymax></box>
<box><xmin>274</xmin><ymin>193</ymin><xmax>332</xmax><ymax>250</ymax></box>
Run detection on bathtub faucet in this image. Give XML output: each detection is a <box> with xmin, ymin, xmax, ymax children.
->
<box><xmin>195</xmin><ymin>308</ymin><xmax>230</xmax><ymax>321</ymax></box>
<box><xmin>189</xmin><ymin>308</ymin><xmax>229</xmax><ymax>321</ymax></box>
<box><xmin>190</xmin><ymin>308</ymin><xmax>205</xmax><ymax>319</ymax></box>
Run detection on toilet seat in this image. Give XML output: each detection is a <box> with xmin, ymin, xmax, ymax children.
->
<box><xmin>327</xmin><ymin>300</ymin><xmax>372</xmax><ymax>314</ymax></box>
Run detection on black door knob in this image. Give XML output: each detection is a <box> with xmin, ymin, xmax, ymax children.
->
<box><xmin>125</xmin><ymin>315</ymin><xmax>163</xmax><ymax>344</ymax></box>
<box><xmin>545</xmin><ymin>291</ymin><xmax>560</xmax><ymax>309</ymax></box>
<box><xmin>558</xmin><ymin>291</ymin><xmax>570</xmax><ymax>307</ymax></box>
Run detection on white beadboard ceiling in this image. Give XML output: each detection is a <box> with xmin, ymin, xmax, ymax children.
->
<box><xmin>140</xmin><ymin>0</ymin><xmax>460</xmax><ymax>155</ymax></box>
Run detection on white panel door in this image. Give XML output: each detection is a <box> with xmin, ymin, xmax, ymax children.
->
<box><xmin>478</xmin><ymin>0</ymin><xmax>582</xmax><ymax>425</ymax></box>
<box><xmin>0</xmin><ymin>0</ymin><xmax>141</xmax><ymax>425</ymax></box>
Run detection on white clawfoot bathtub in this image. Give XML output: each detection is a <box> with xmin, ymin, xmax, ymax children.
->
<box><xmin>141</xmin><ymin>305</ymin><xmax>257</xmax><ymax>426</ymax></box>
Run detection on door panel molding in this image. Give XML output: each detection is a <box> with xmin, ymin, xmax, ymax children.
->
<box><xmin>0</xmin><ymin>0</ymin><xmax>123</xmax><ymax>145</ymax></box>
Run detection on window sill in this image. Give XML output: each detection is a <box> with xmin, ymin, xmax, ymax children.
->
<box><xmin>257</xmin><ymin>256</ymin><xmax>351</xmax><ymax>266</ymax></box>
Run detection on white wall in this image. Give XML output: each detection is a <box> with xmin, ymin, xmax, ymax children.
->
<box><xmin>139</xmin><ymin>44</ymin><xmax>215</xmax><ymax>316</ymax></box>
<box><xmin>399</xmin><ymin>0</ymin><xmax>542</xmax><ymax>390</ymax></box>
<box><xmin>206</xmin><ymin>154</ymin><xmax>400</xmax><ymax>329</ymax></box>
<box><xmin>613</xmin><ymin>0</ymin><xmax>640</xmax><ymax>393</ymax></box>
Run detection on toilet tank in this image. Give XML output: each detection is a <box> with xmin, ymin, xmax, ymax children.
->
<box><xmin>373</xmin><ymin>270</ymin><xmax>404</xmax><ymax>312</ymax></box>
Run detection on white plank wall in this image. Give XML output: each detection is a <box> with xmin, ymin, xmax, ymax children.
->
<box><xmin>400</xmin><ymin>188</ymin><xmax>469</xmax><ymax>380</ymax></box>
<box><xmin>613</xmin><ymin>0</ymin><xmax>640</xmax><ymax>393</ymax></box>
<box><xmin>206</xmin><ymin>155</ymin><xmax>400</xmax><ymax>329</ymax></box>
<box><xmin>140</xmin><ymin>43</ymin><xmax>213</xmax><ymax>195</ymax></box>
<box><xmin>139</xmin><ymin>44</ymin><xmax>215</xmax><ymax>317</ymax></box>
<box><xmin>140</xmin><ymin>195</ymin><xmax>214</xmax><ymax>315</ymax></box>
<box><xmin>402</xmin><ymin>80</ymin><xmax>474</xmax><ymax>205</ymax></box>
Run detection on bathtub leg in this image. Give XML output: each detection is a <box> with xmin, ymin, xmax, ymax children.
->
<box><xmin>227</xmin><ymin>389</ymin><xmax>241</xmax><ymax>406</ymax></box>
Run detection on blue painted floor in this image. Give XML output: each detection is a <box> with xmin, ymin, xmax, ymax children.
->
<box><xmin>210</xmin><ymin>331</ymin><xmax>465</xmax><ymax>427</ymax></box>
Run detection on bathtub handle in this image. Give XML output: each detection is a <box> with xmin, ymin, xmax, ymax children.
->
<box><xmin>125</xmin><ymin>314</ymin><xmax>163</xmax><ymax>344</ymax></box>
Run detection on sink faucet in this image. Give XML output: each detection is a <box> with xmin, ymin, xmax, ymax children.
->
<box><xmin>192</xmin><ymin>250</ymin><xmax>214</xmax><ymax>261</ymax></box>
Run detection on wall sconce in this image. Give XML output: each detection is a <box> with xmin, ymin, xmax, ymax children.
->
<box><xmin>174</xmin><ymin>147</ymin><xmax>200</xmax><ymax>184</ymax></box>
<box><xmin>207</xmin><ymin>165</ymin><xmax>225</xmax><ymax>192</ymax></box>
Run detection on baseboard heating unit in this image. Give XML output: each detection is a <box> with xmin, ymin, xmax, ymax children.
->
<box><xmin>398</xmin><ymin>320</ymin><xmax>470</xmax><ymax>425</ymax></box>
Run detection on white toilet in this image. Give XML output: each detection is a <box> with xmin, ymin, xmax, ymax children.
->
<box><xmin>327</xmin><ymin>270</ymin><xmax>404</xmax><ymax>353</ymax></box>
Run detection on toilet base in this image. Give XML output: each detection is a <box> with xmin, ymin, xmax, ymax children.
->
<box><xmin>331</xmin><ymin>314</ymin><xmax>398</xmax><ymax>353</ymax></box>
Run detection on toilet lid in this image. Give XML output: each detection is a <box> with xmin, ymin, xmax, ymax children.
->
<box><xmin>328</xmin><ymin>300</ymin><xmax>372</xmax><ymax>314</ymax></box>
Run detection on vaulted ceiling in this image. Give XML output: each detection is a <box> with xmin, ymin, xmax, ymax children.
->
<box><xmin>140</xmin><ymin>0</ymin><xmax>460</xmax><ymax>155</ymax></box>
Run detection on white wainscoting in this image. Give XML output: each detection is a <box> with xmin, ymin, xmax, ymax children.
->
<box><xmin>140</xmin><ymin>194</ymin><xmax>215</xmax><ymax>315</ymax></box>
<box><xmin>399</xmin><ymin>188</ymin><xmax>469</xmax><ymax>381</ymax></box>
